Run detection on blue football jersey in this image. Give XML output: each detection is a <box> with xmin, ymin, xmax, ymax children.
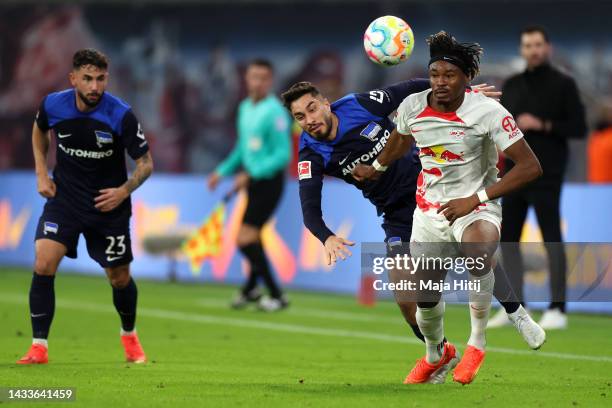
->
<box><xmin>36</xmin><ymin>89</ymin><xmax>149</xmax><ymax>217</ymax></box>
<box><xmin>298</xmin><ymin>79</ymin><xmax>428</xmax><ymax>243</ymax></box>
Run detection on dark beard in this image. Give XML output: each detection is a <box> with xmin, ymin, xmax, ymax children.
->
<box><xmin>309</xmin><ymin>131</ymin><xmax>328</xmax><ymax>141</ymax></box>
<box><xmin>77</xmin><ymin>90</ymin><xmax>103</xmax><ymax>108</ymax></box>
<box><xmin>309</xmin><ymin>115</ymin><xmax>333</xmax><ymax>141</ymax></box>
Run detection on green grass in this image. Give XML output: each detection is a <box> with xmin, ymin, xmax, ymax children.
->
<box><xmin>0</xmin><ymin>267</ymin><xmax>611</xmax><ymax>407</ymax></box>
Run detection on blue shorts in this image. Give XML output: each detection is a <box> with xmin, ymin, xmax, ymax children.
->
<box><xmin>381</xmin><ymin>198</ymin><xmax>416</xmax><ymax>255</ymax></box>
<box><xmin>34</xmin><ymin>198</ymin><xmax>133</xmax><ymax>268</ymax></box>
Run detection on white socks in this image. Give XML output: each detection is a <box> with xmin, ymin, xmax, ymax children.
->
<box><xmin>467</xmin><ymin>269</ymin><xmax>495</xmax><ymax>351</ymax></box>
<box><xmin>121</xmin><ymin>328</ymin><xmax>136</xmax><ymax>336</ymax></box>
<box><xmin>33</xmin><ymin>338</ymin><xmax>48</xmax><ymax>348</ymax></box>
<box><xmin>416</xmin><ymin>301</ymin><xmax>445</xmax><ymax>364</ymax></box>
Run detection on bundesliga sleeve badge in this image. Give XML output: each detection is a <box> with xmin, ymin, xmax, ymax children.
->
<box><xmin>298</xmin><ymin>161</ymin><xmax>312</xmax><ymax>180</ymax></box>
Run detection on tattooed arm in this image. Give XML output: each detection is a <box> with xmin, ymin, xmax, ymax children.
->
<box><xmin>123</xmin><ymin>151</ymin><xmax>154</xmax><ymax>194</ymax></box>
<box><xmin>94</xmin><ymin>151</ymin><xmax>154</xmax><ymax>212</ymax></box>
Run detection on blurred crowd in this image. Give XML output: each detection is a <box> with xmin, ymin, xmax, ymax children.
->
<box><xmin>1</xmin><ymin>3</ymin><xmax>612</xmax><ymax>182</ymax></box>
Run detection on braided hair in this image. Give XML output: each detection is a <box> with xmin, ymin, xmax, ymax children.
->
<box><xmin>427</xmin><ymin>31</ymin><xmax>483</xmax><ymax>80</ymax></box>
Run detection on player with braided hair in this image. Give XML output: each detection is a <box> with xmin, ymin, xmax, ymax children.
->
<box><xmin>354</xmin><ymin>31</ymin><xmax>544</xmax><ymax>384</ymax></box>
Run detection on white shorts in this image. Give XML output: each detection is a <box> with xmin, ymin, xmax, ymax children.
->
<box><xmin>410</xmin><ymin>200</ymin><xmax>502</xmax><ymax>258</ymax></box>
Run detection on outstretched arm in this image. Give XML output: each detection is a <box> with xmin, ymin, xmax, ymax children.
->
<box><xmin>298</xmin><ymin>152</ymin><xmax>355</xmax><ymax>265</ymax></box>
<box><xmin>352</xmin><ymin>128</ymin><xmax>414</xmax><ymax>182</ymax></box>
<box><xmin>355</xmin><ymin>79</ymin><xmax>429</xmax><ymax>117</ymax></box>
<box><xmin>301</xmin><ymin>178</ymin><xmax>355</xmax><ymax>265</ymax></box>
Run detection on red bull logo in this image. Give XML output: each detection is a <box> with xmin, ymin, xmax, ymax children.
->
<box><xmin>419</xmin><ymin>145</ymin><xmax>464</xmax><ymax>163</ymax></box>
<box><xmin>419</xmin><ymin>147</ymin><xmax>436</xmax><ymax>157</ymax></box>
<box><xmin>439</xmin><ymin>149</ymin><xmax>464</xmax><ymax>162</ymax></box>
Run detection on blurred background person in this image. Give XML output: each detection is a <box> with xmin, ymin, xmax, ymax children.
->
<box><xmin>587</xmin><ymin>99</ymin><xmax>612</xmax><ymax>183</ymax></box>
<box><xmin>490</xmin><ymin>26</ymin><xmax>587</xmax><ymax>330</ymax></box>
<box><xmin>0</xmin><ymin>1</ymin><xmax>611</xmax><ymax>312</ymax></box>
<box><xmin>207</xmin><ymin>59</ymin><xmax>292</xmax><ymax>312</ymax></box>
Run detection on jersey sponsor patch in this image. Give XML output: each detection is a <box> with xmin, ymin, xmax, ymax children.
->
<box><xmin>360</xmin><ymin>122</ymin><xmax>382</xmax><ymax>141</ymax></box>
<box><xmin>95</xmin><ymin>130</ymin><xmax>113</xmax><ymax>148</ymax></box>
<box><xmin>501</xmin><ymin>115</ymin><xmax>521</xmax><ymax>139</ymax></box>
<box><xmin>298</xmin><ymin>161</ymin><xmax>312</xmax><ymax>180</ymax></box>
<box><xmin>43</xmin><ymin>222</ymin><xmax>58</xmax><ymax>235</ymax></box>
<box><xmin>58</xmin><ymin>143</ymin><xmax>113</xmax><ymax>159</ymax></box>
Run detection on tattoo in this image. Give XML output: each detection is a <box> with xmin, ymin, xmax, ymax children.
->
<box><xmin>124</xmin><ymin>152</ymin><xmax>153</xmax><ymax>194</ymax></box>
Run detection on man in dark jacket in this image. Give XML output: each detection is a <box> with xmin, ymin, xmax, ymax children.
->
<box><xmin>489</xmin><ymin>26</ymin><xmax>587</xmax><ymax>330</ymax></box>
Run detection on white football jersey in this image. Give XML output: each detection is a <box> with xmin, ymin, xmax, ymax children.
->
<box><xmin>396</xmin><ymin>89</ymin><xmax>523</xmax><ymax>214</ymax></box>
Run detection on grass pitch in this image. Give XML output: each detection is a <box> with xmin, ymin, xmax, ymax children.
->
<box><xmin>0</xmin><ymin>267</ymin><xmax>610</xmax><ymax>407</ymax></box>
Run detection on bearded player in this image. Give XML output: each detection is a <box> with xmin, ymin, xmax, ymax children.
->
<box><xmin>17</xmin><ymin>49</ymin><xmax>153</xmax><ymax>364</ymax></box>
<box><xmin>353</xmin><ymin>31</ymin><xmax>543</xmax><ymax>384</ymax></box>
<box><xmin>282</xmin><ymin>68</ymin><xmax>545</xmax><ymax>377</ymax></box>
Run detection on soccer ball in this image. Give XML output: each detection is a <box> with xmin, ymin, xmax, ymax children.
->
<box><xmin>363</xmin><ymin>15</ymin><xmax>414</xmax><ymax>66</ymax></box>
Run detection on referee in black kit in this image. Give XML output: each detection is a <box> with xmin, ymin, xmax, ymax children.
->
<box><xmin>488</xmin><ymin>26</ymin><xmax>587</xmax><ymax>330</ymax></box>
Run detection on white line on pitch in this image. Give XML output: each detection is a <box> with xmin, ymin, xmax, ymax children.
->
<box><xmin>196</xmin><ymin>298</ymin><xmax>404</xmax><ymax>324</ymax></box>
<box><xmin>2</xmin><ymin>294</ymin><xmax>611</xmax><ymax>364</ymax></box>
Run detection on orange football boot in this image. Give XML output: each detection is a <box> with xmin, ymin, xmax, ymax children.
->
<box><xmin>121</xmin><ymin>333</ymin><xmax>147</xmax><ymax>364</ymax></box>
<box><xmin>404</xmin><ymin>342</ymin><xmax>459</xmax><ymax>384</ymax></box>
<box><xmin>16</xmin><ymin>344</ymin><xmax>48</xmax><ymax>365</ymax></box>
<box><xmin>453</xmin><ymin>345</ymin><xmax>485</xmax><ymax>385</ymax></box>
